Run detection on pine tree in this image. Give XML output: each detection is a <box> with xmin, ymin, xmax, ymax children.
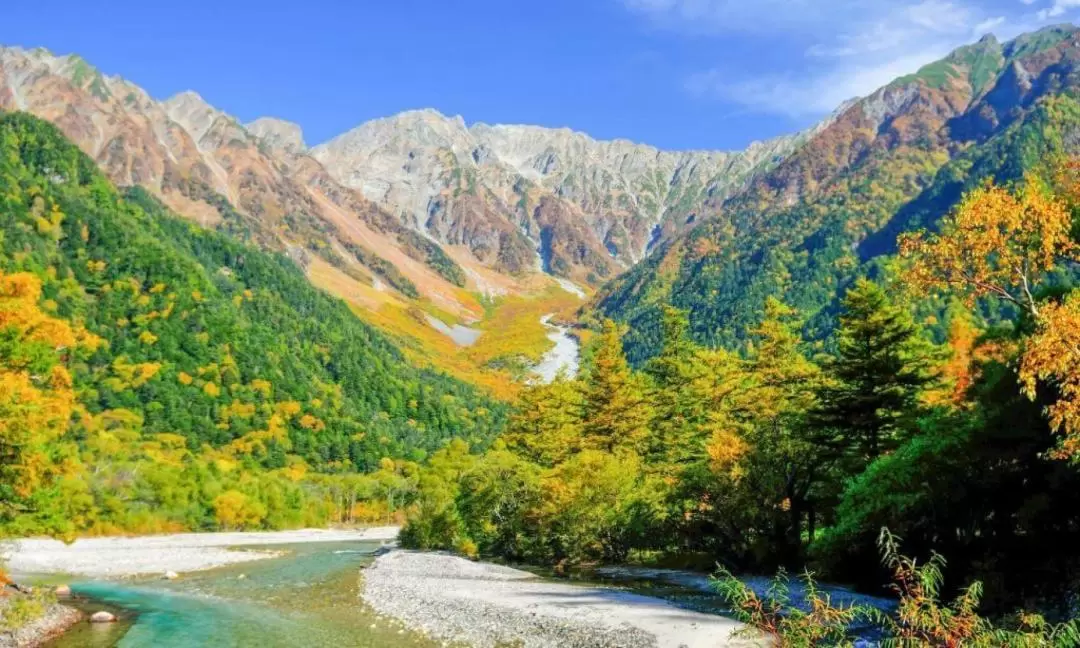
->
<box><xmin>810</xmin><ymin>279</ymin><xmax>935</xmax><ymax>467</ymax></box>
<box><xmin>502</xmin><ymin>378</ymin><xmax>584</xmax><ymax>467</ymax></box>
<box><xmin>645</xmin><ymin>307</ymin><xmax>711</xmax><ymax>466</ymax></box>
<box><xmin>580</xmin><ymin>320</ymin><xmax>653</xmax><ymax>455</ymax></box>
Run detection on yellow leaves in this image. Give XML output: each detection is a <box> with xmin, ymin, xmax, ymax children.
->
<box><xmin>298</xmin><ymin>414</ymin><xmax>325</xmax><ymax>432</ymax></box>
<box><xmin>275</xmin><ymin>401</ymin><xmax>302</xmax><ymax>419</ymax></box>
<box><xmin>34</xmin><ymin>201</ymin><xmax>64</xmax><ymax>237</ymax></box>
<box><xmin>177</xmin><ymin>371</ymin><xmax>194</xmax><ymax>386</ymax></box>
<box><xmin>0</xmin><ymin>276</ymin><xmax>80</xmax><ymax>497</ymax></box>
<box><xmin>149</xmin><ymin>282</ymin><xmax>167</xmax><ymax>294</ymax></box>
<box><xmin>218</xmin><ymin>400</ymin><xmax>257</xmax><ymax>424</ymax></box>
<box><xmin>1019</xmin><ymin>293</ymin><xmax>1080</xmax><ymax>460</ymax></box>
<box><xmin>900</xmin><ymin>176</ymin><xmax>1077</xmax><ymax>315</ymax></box>
<box><xmin>282</xmin><ymin>462</ymin><xmax>308</xmax><ymax>482</ymax></box>
<box><xmin>0</xmin><ymin>271</ymin><xmax>99</xmax><ymax>359</ymax></box>
<box><xmin>202</xmin><ymin>381</ymin><xmax>221</xmax><ymax>398</ymax></box>
<box><xmin>138</xmin><ymin>330</ymin><xmax>158</xmax><ymax>345</ymax></box>
<box><xmin>706</xmin><ymin>427</ymin><xmax>750</xmax><ymax>476</ymax></box>
<box><xmin>191</xmin><ymin>290</ymin><xmax>204</xmax><ymax>303</ymax></box>
<box><xmin>86</xmin><ymin>259</ymin><xmax>107</xmax><ymax>274</ymax></box>
<box><xmin>250</xmin><ymin>379</ymin><xmax>272</xmax><ymax>397</ymax></box>
<box><xmin>213</xmin><ymin>490</ymin><xmax>266</xmax><ymax>530</ymax></box>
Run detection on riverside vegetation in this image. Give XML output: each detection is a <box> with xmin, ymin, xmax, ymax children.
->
<box><xmin>402</xmin><ymin>164</ymin><xmax>1080</xmax><ymax>644</ymax></box>
<box><xmin>6</xmin><ymin>35</ymin><xmax>1080</xmax><ymax>647</ymax></box>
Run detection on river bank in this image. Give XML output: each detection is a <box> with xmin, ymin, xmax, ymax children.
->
<box><xmin>0</xmin><ymin>598</ymin><xmax>81</xmax><ymax>648</ymax></box>
<box><xmin>2</xmin><ymin>527</ymin><xmax>398</xmax><ymax>578</ymax></box>
<box><xmin>360</xmin><ymin>550</ymin><xmax>754</xmax><ymax>648</ymax></box>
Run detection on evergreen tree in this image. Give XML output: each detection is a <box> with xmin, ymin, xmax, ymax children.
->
<box><xmin>810</xmin><ymin>279</ymin><xmax>935</xmax><ymax>467</ymax></box>
<box><xmin>502</xmin><ymin>378</ymin><xmax>583</xmax><ymax>467</ymax></box>
<box><xmin>580</xmin><ymin>320</ymin><xmax>653</xmax><ymax>455</ymax></box>
<box><xmin>645</xmin><ymin>306</ymin><xmax>711</xmax><ymax>466</ymax></box>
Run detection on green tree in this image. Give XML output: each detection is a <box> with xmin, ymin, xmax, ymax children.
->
<box><xmin>645</xmin><ymin>306</ymin><xmax>712</xmax><ymax>467</ymax></box>
<box><xmin>501</xmin><ymin>378</ymin><xmax>583</xmax><ymax>467</ymax></box>
<box><xmin>580</xmin><ymin>320</ymin><xmax>653</xmax><ymax>454</ymax></box>
<box><xmin>810</xmin><ymin>279</ymin><xmax>936</xmax><ymax>467</ymax></box>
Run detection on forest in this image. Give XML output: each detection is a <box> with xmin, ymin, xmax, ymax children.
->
<box><xmin>0</xmin><ymin>112</ymin><xmax>504</xmax><ymax>537</ymax></box>
<box><xmin>6</xmin><ymin>98</ymin><xmax>1080</xmax><ymax>643</ymax></box>
<box><xmin>402</xmin><ymin>165</ymin><xmax>1080</xmax><ymax>642</ymax></box>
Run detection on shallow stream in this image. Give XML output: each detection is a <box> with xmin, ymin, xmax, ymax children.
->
<box><xmin>40</xmin><ymin>541</ymin><xmax>438</xmax><ymax>648</ymax></box>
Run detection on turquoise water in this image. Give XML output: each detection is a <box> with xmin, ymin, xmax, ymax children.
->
<box><xmin>40</xmin><ymin>542</ymin><xmax>438</xmax><ymax>648</ymax></box>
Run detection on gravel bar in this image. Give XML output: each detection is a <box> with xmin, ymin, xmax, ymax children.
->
<box><xmin>360</xmin><ymin>550</ymin><xmax>753</xmax><ymax>648</ymax></box>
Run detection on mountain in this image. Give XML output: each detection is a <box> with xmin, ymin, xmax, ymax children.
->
<box><xmin>6</xmin><ymin>25</ymin><xmax>1079</xmax><ymax>378</ymax></box>
<box><xmin>0</xmin><ymin>46</ymin><xmax>583</xmax><ymax>391</ymax></box>
<box><xmin>312</xmin><ymin>110</ymin><xmax>818</xmax><ymax>285</ymax></box>
<box><xmin>0</xmin><ymin>110</ymin><xmax>505</xmax><ymax>473</ymax></box>
<box><xmin>0</xmin><ymin>43</ymin><xmax>823</xmax><ymax>389</ymax></box>
<box><xmin>593</xmin><ymin>25</ymin><xmax>1080</xmax><ymax>361</ymax></box>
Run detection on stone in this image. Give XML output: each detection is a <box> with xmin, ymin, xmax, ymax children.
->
<box><xmin>54</xmin><ymin>584</ymin><xmax>72</xmax><ymax>597</ymax></box>
<box><xmin>90</xmin><ymin>611</ymin><xmax>117</xmax><ymax>623</ymax></box>
<box><xmin>163</xmin><ymin>570</ymin><xmax>179</xmax><ymax>580</ymax></box>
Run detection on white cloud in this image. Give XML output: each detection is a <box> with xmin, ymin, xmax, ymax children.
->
<box><xmin>623</xmin><ymin>0</ymin><xmax>1075</xmax><ymax>117</ymax></box>
<box><xmin>687</xmin><ymin>50</ymin><xmax>950</xmax><ymax>116</ymax></box>
<box><xmin>1037</xmin><ymin>0</ymin><xmax>1080</xmax><ymax>19</ymax></box>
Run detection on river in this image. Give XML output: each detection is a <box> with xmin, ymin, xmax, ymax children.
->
<box><xmin>532</xmin><ymin>314</ymin><xmax>580</xmax><ymax>382</ymax></box>
<box><xmin>41</xmin><ymin>541</ymin><xmax>437</xmax><ymax>648</ymax></box>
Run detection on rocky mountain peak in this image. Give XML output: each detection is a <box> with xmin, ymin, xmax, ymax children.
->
<box><xmin>163</xmin><ymin>90</ymin><xmax>231</xmax><ymax>145</ymax></box>
<box><xmin>247</xmin><ymin>117</ymin><xmax>307</xmax><ymax>155</ymax></box>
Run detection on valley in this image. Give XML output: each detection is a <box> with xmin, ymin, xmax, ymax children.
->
<box><xmin>5</xmin><ymin>15</ymin><xmax>1080</xmax><ymax>648</ymax></box>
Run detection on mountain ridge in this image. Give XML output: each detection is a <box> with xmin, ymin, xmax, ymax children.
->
<box><xmin>594</xmin><ymin>22</ymin><xmax>1080</xmax><ymax>360</ymax></box>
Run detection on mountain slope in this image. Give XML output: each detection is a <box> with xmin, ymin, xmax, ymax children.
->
<box><xmin>0</xmin><ymin>46</ymin><xmax>590</xmax><ymax>393</ymax></box>
<box><xmin>593</xmin><ymin>25</ymin><xmax>1080</xmax><ymax>361</ymax></box>
<box><xmin>311</xmin><ymin>110</ymin><xmax>821</xmax><ymax>285</ymax></box>
<box><xmin>0</xmin><ymin>111</ymin><xmax>505</xmax><ymax>471</ymax></box>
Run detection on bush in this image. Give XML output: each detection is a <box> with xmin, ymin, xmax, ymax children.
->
<box><xmin>714</xmin><ymin>528</ymin><xmax>1080</xmax><ymax>647</ymax></box>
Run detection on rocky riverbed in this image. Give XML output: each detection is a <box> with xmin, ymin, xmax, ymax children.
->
<box><xmin>360</xmin><ymin>551</ymin><xmax>753</xmax><ymax>648</ymax></box>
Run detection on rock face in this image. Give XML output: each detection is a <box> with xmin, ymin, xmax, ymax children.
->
<box><xmin>246</xmin><ymin>117</ymin><xmax>307</xmax><ymax>155</ymax></box>
<box><xmin>312</xmin><ymin>109</ymin><xmax>822</xmax><ymax>284</ymax></box>
<box><xmin>0</xmin><ymin>46</ymin><xmax>491</xmax><ymax>325</ymax></box>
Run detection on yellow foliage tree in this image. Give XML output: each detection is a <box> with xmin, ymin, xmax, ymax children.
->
<box><xmin>899</xmin><ymin>177</ymin><xmax>1076</xmax><ymax>318</ymax></box>
<box><xmin>901</xmin><ymin>175</ymin><xmax>1080</xmax><ymax>458</ymax></box>
<box><xmin>1019</xmin><ymin>293</ymin><xmax>1080</xmax><ymax>460</ymax></box>
<box><xmin>213</xmin><ymin>490</ymin><xmax>266</xmax><ymax>530</ymax></box>
<box><xmin>0</xmin><ymin>272</ymin><xmax>98</xmax><ymax>513</ymax></box>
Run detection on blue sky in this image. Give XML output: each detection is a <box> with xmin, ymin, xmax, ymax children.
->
<box><xmin>1</xmin><ymin>0</ymin><xmax>1076</xmax><ymax>150</ymax></box>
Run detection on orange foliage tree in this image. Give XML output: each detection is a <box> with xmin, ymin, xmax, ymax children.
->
<box><xmin>0</xmin><ymin>272</ymin><xmax>98</xmax><ymax>514</ymax></box>
<box><xmin>899</xmin><ymin>177</ymin><xmax>1076</xmax><ymax>318</ymax></box>
<box><xmin>900</xmin><ymin>174</ymin><xmax>1080</xmax><ymax>460</ymax></box>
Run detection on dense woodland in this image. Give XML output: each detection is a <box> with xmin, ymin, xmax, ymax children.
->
<box><xmin>403</xmin><ymin>163</ymin><xmax>1080</xmax><ymax>641</ymax></box>
<box><xmin>7</xmin><ymin>88</ymin><xmax>1080</xmax><ymax>644</ymax></box>
<box><xmin>0</xmin><ymin>112</ymin><xmax>504</xmax><ymax>537</ymax></box>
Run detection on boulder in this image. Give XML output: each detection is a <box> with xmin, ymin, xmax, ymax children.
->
<box><xmin>90</xmin><ymin>611</ymin><xmax>117</xmax><ymax>623</ymax></box>
<box><xmin>54</xmin><ymin>584</ymin><xmax>72</xmax><ymax>597</ymax></box>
